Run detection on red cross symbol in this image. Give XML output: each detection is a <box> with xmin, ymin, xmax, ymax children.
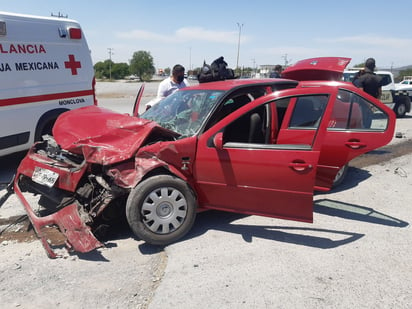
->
<box><xmin>64</xmin><ymin>54</ymin><xmax>81</xmax><ymax>75</ymax></box>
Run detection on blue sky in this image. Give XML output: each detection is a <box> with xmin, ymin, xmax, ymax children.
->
<box><xmin>2</xmin><ymin>0</ymin><xmax>412</xmax><ymax>71</ymax></box>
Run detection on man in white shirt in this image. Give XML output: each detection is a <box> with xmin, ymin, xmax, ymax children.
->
<box><xmin>157</xmin><ymin>64</ymin><xmax>189</xmax><ymax>99</ymax></box>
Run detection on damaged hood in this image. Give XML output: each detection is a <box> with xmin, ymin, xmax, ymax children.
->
<box><xmin>282</xmin><ymin>57</ymin><xmax>351</xmax><ymax>81</ymax></box>
<box><xmin>52</xmin><ymin>106</ymin><xmax>179</xmax><ymax>165</ymax></box>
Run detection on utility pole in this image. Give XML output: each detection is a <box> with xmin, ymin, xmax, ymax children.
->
<box><xmin>236</xmin><ymin>22</ymin><xmax>244</xmax><ymax>70</ymax></box>
<box><xmin>282</xmin><ymin>54</ymin><xmax>291</xmax><ymax>68</ymax></box>
<box><xmin>108</xmin><ymin>48</ymin><xmax>114</xmax><ymax>81</ymax></box>
<box><xmin>251</xmin><ymin>58</ymin><xmax>256</xmax><ymax>77</ymax></box>
<box><xmin>189</xmin><ymin>47</ymin><xmax>192</xmax><ymax>72</ymax></box>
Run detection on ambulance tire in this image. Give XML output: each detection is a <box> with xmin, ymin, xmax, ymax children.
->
<box><xmin>34</xmin><ymin>109</ymin><xmax>68</xmax><ymax>141</ymax></box>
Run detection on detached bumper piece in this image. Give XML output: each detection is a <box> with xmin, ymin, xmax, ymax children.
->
<box><xmin>14</xmin><ymin>176</ymin><xmax>103</xmax><ymax>259</ymax></box>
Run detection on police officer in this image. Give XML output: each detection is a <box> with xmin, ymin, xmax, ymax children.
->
<box><xmin>356</xmin><ymin>58</ymin><xmax>382</xmax><ymax>99</ymax></box>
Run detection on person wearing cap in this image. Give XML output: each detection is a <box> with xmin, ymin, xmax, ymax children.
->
<box><xmin>356</xmin><ymin>58</ymin><xmax>382</xmax><ymax>99</ymax></box>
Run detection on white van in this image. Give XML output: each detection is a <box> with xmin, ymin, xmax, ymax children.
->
<box><xmin>0</xmin><ymin>12</ymin><xmax>96</xmax><ymax>156</ymax></box>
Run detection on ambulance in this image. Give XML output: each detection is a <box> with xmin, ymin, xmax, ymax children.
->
<box><xmin>0</xmin><ymin>12</ymin><xmax>96</xmax><ymax>157</ymax></box>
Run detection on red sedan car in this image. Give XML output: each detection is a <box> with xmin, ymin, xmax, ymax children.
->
<box><xmin>14</xmin><ymin>57</ymin><xmax>395</xmax><ymax>257</ymax></box>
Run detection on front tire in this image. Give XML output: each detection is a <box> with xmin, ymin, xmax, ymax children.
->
<box><xmin>126</xmin><ymin>175</ymin><xmax>197</xmax><ymax>245</ymax></box>
<box><xmin>394</xmin><ymin>96</ymin><xmax>410</xmax><ymax>118</ymax></box>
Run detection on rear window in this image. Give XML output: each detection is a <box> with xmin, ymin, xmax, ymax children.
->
<box><xmin>328</xmin><ymin>89</ymin><xmax>389</xmax><ymax>131</ymax></box>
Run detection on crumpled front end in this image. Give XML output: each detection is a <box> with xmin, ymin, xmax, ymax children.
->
<box><xmin>13</xmin><ymin>188</ymin><xmax>103</xmax><ymax>259</ymax></box>
<box><xmin>13</xmin><ymin>107</ymin><xmax>185</xmax><ymax>258</ymax></box>
<box><xmin>14</xmin><ymin>137</ymin><xmax>105</xmax><ymax>258</ymax></box>
<box><xmin>51</xmin><ymin>105</ymin><xmax>178</xmax><ymax>165</ymax></box>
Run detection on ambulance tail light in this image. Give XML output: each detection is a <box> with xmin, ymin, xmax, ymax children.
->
<box><xmin>92</xmin><ymin>77</ymin><xmax>98</xmax><ymax>106</ymax></box>
<box><xmin>69</xmin><ymin>28</ymin><xmax>82</xmax><ymax>39</ymax></box>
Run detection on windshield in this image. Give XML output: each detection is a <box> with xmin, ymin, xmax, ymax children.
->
<box><xmin>343</xmin><ymin>72</ymin><xmax>392</xmax><ymax>87</ymax></box>
<box><xmin>141</xmin><ymin>89</ymin><xmax>225</xmax><ymax>137</ymax></box>
<box><xmin>342</xmin><ymin>72</ymin><xmax>357</xmax><ymax>82</ymax></box>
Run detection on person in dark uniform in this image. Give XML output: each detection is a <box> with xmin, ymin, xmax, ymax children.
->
<box><xmin>269</xmin><ymin>64</ymin><xmax>283</xmax><ymax>78</ymax></box>
<box><xmin>356</xmin><ymin>58</ymin><xmax>382</xmax><ymax>99</ymax></box>
<box><xmin>353</xmin><ymin>58</ymin><xmax>382</xmax><ymax>129</ymax></box>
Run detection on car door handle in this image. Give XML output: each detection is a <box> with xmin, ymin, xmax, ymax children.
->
<box><xmin>289</xmin><ymin>161</ymin><xmax>313</xmax><ymax>172</ymax></box>
<box><xmin>345</xmin><ymin>140</ymin><xmax>367</xmax><ymax>149</ymax></box>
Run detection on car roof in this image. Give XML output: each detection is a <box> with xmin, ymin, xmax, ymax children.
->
<box><xmin>186</xmin><ymin>79</ymin><xmax>360</xmax><ymax>95</ymax></box>
<box><xmin>185</xmin><ymin>78</ymin><xmax>298</xmax><ymax>91</ymax></box>
<box><xmin>298</xmin><ymin>80</ymin><xmax>361</xmax><ymax>92</ymax></box>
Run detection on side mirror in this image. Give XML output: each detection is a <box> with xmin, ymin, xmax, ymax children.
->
<box><xmin>213</xmin><ymin>132</ymin><xmax>224</xmax><ymax>150</ymax></box>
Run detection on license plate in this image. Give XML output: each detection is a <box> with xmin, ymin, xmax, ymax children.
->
<box><xmin>32</xmin><ymin>167</ymin><xmax>59</xmax><ymax>187</ymax></box>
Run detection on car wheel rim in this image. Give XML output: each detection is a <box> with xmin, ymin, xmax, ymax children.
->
<box><xmin>397</xmin><ymin>104</ymin><xmax>406</xmax><ymax>116</ymax></box>
<box><xmin>334</xmin><ymin>168</ymin><xmax>344</xmax><ymax>182</ymax></box>
<box><xmin>141</xmin><ymin>187</ymin><xmax>187</xmax><ymax>234</ymax></box>
<box><xmin>333</xmin><ymin>164</ymin><xmax>348</xmax><ymax>186</ymax></box>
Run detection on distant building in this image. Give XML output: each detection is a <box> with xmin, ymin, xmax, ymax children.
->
<box><xmin>259</xmin><ymin>65</ymin><xmax>277</xmax><ymax>78</ymax></box>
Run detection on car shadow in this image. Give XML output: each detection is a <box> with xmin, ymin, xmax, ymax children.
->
<box><xmin>0</xmin><ymin>151</ymin><xmax>26</xmax><ymax>190</ymax></box>
<box><xmin>63</xmin><ymin>194</ymin><xmax>411</xmax><ymax>258</ymax></box>
<box><xmin>45</xmin><ymin>196</ymin><xmax>410</xmax><ymax>259</ymax></box>
<box><xmin>179</xmin><ymin>210</ymin><xmax>364</xmax><ymax>249</ymax></box>
<box><xmin>314</xmin><ymin>199</ymin><xmax>408</xmax><ymax>227</ymax></box>
<box><xmin>139</xmin><ymin>196</ymin><xmax>408</xmax><ymax>252</ymax></box>
<box><xmin>82</xmin><ymin>195</ymin><xmax>409</xmax><ymax>257</ymax></box>
<box><xmin>365</xmin><ymin>148</ymin><xmax>392</xmax><ymax>155</ymax></box>
<box><xmin>319</xmin><ymin>166</ymin><xmax>372</xmax><ymax>194</ymax></box>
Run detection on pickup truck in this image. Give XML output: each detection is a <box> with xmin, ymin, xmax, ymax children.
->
<box><xmin>343</xmin><ymin>70</ymin><xmax>411</xmax><ymax>117</ymax></box>
<box><xmin>396</xmin><ymin>76</ymin><xmax>412</xmax><ymax>88</ymax></box>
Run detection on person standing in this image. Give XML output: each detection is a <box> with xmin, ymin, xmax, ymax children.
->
<box><xmin>157</xmin><ymin>64</ymin><xmax>189</xmax><ymax>99</ymax></box>
<box><xmin>356</xmin><ymin>58</ymin><xmax>382</xmax><ymax>99</ymax></box>
<box><xmin>269</xmin><ymin>64</ymin><xmax>283</xmax><ymax>78</ymax></box>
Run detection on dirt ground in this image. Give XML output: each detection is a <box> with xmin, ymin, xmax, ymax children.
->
<box><xmin>1</xmin><ymin>81</ymin><xmax>411</xmax><ymax>308</ymax></box>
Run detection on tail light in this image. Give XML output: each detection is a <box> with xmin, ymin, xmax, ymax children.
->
<box><xmin>69</xmin><ymin>27</ymin><xmax>82</xmax><ymax>39</ymax></box>
<box><xmin>92</xmin><ymin>77</ymin><xmax>98</xmax><ymax>106</ymax></box>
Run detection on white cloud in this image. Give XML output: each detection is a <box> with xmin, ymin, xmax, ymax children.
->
<box><xmin>116</xmin><ymin>29</ymin><xmax>174</xmax><ymax>43</ymax></box>
<box><xmin>316</xmin><ymin>35</ymin><xmax>412</xmax><ymax>48</ymax></box>
<box><xmin>175</xmin><ymin>27</ymin><xmax>243</xmax><ymax>44</ymax></box>
<box><xmin>251</xmin><ymin>35</ymin><xmax>412</xmax><ymax>68</ymax></box>
<box><xmin>252</xmin><ymin>46</ymin><xmax>333</xmax><ymax>66</ymax></box>
<box><xmin>255</xmin><ymin>46</ymin><xmax>324</xmax><ymax>56</ymax></box>
<box><xmin>116</xmin><ymin>27</ymin><xmax>249</xmax><ymax>44</ymax></box>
